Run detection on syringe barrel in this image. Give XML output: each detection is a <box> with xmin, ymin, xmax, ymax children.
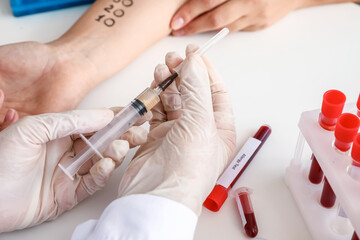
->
<box><xmin>59</xmin><ymin>87</ymin><xmax>160</xmax><ymax>180</ymax></box>
<box><xmin>59</xmin><ymin>103</ymin><xmax>142</xmax><ymax>180</ymax></box>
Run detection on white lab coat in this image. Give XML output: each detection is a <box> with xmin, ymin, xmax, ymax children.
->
<box><xmin>72</xmin><ymin>194</ymin><xmax>198</xmax><ymax>240</ymax></box>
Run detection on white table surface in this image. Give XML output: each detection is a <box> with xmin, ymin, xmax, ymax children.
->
<box><xmin>0</xmin><ymin>1</ymin><xmax>359</xmax><ymax>240</ymax></box>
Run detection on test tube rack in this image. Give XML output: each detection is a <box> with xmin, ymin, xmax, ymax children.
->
<box><xmin>285</xmin><ymin>103</ymin><xmax>359</xmax><ymax>240</ymax></box>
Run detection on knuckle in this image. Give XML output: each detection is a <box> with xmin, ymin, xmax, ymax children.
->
<box><xmin>201</xmin><ymin>0</ymin><xmax>216</xmax><ymax>9</ymax></box>
<box><xmin>208</xmin><ymin>13</ymin><xmax>223</xmax><ymax>28</ymax></box>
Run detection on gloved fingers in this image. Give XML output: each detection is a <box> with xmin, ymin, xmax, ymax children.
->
<box><xmin>120</xmin><ymin>126</ymin><xmax>148</xmax><ymax>148</ymax></box>
<box><xmin>203</xmin><ymin>58</ymin><xmax>235</xmax><ymax>130</ymax></box>
<box><xmin>76</xmin><ymin>158</ymin><xmax>115</xmax><ymax>202</ymax></box>
<box><xmin>149</xmin><ymin>65</ymin><xmax>173</xmax><ymax>127</ymax></box>
<box><xmin>0</xmin><ymin>108</ymin><xmax>19</xmax><ymax>131</ymax></box>
<box><xmin>149</xmin><ymin>102</ymin><xmax>166</xmax><ymax>131</ymax></box>
<box><xmin>185</xmin><ymin>44</ymin><xmax>199</xmax><ymax>56</ymax></box>
<box><xmin>203</xmin><ymin>57</ymin><xmax>236</xmax><ymax>157</ymax></box>
<box><xmin>155</xmin><ymin>63</ymin><xmax>182</xmax><ymax>121</ymax></box>
<box><xmin>177</xmin><ymin>53</ymin><xmax>214</xmax><ymax>121</ymax></box>
<box><xmin>165</xmin><ymin>51</ymin><xmax>183</xmax><ymax>73</ymax></box>
<box><xmin>76</xmin><ymin>136</ymin><xmax>132</xmax><ymax>175</ymax></box>
<box><xmin>103</xmin><ymin>140</ymin><xmax>130</xmax><ymax>167</ymax></box>
<box><xmin>15</xmin><ymin>109</ymin><xmax>114</xmax><ymax>145</ymax></box>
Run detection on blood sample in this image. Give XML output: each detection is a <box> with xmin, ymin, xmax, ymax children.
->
<box><xmin>320</xmin><ymin>177</ymin><xmax>336</xmax><ymax>208</ymax></box>
<box><xmin>320</xmin><ymin>113</ymin><xmax>359</xmax><ymax>208</ymax></box>
<box><xmin>334</xmin><ymin>113</ymin><xmax>360</xmax><ymax>152</ymax></box>
<box><xmin>352</xmin><ymin>232</ymin><xmax>359</xmax><ymax>240</ymax></box>
<box><xmin>318</xmin><ymin>90</ymin><xmax>346</xmax><ymax>131</ymax></box>
<box><xmin>204</xmin><ymin>125</ymin><xmax>271</xmax><ymax>212</ymax></box>
<box><xmin>347</xmin><ymin>136</ymin><xmax>360</xmax><ymax>240</ymax></box>
<box><xmin>308</xmin><ymin>90</ymin><xmax>346</xmax><ymax>184</ymax></box>
<box><xmin>349</xmin><ymin>133</ymin><xmax>360</xmax><ymax>179</ymax></box>
<box><xmin>308</xmin><ymin>154</ymin><xmax>323</xmax><ymax>184</ymax></box>
<box><xmin>234</xmin><ymin>188</ymin><xmax>258</xmax><ymax>238</ymax></box>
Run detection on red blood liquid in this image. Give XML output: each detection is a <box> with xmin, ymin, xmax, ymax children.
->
<box><xmin>244</xmin><ymin>212</ymin><xmax>258</xmax><ymax>238</ymax></box>
<box><xmin>229</xmin><ymin>125</ymin><xmax>271</xmax><ymax>188</ymax></box>
<box><xmin>320</xmin><ymin>177</ymin><xmax>336</xmax><ymax>208</ymax></box>
<box><xmin>238</xmin><ymin>192</ymin><xmax>258</xmax><ymax>238</ymax></box>
<box><xmin>308</xmin><ymin>154</ymin><xmax>323</xmax><ymax>184</ymax></box>
<box><xmin>352</xmin><ymin>232</ymin><xmax>359</xmax><ymax>240</ymax></box>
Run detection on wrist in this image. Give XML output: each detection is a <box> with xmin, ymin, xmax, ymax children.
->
<box><xmin>46</xmin><ymin>37</ymin><xmax>102</xmax><ymax>90</ymax></box>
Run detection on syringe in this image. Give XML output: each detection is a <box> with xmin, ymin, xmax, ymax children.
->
<box><xmin>59</xmin><ymin>28</ymin><xmax>230</xmax><ymax>180</ymax></box>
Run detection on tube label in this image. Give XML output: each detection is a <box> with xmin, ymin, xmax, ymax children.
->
<box><xmin>216</xmin><ymin>137</ymin><xmax>261</xmax><ymax>188</ymax></box>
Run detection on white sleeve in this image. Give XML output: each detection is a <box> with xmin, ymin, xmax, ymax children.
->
<box><xmin>71</xmin><ymin>194</ymin><xmax>198</xmax><ymax>240</ymax></box>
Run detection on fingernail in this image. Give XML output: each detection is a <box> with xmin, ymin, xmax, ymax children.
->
<box><xmin>4</xmin><ymin>109</ymin><xmax>15</xmax><ymax>123</ymax></box>
<box><xmin>172</xmin><ymin>29</ymin><xmax>185</xmax><ymax>36</ymax></box>
<box><xmin>172</xmin><ymin>17</ymin><xmax>185</xmax><ymax>30</ymax></box>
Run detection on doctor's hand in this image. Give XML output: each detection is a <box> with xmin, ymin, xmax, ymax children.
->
<box><xmin>171</xmin><ymin>0</ymin><xmax>300</xmax><ymax>35</ymax></box>
<box><xmin>0</xmin><ymin>109</ymin><xmax>148</xmax><ymax>232</ymax></box>
<box><xmin>118</xmin><ymin>46</ymin><xmax>236</xmax><ymax>214</ymax></box>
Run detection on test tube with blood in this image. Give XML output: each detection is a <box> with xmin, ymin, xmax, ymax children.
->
<box><xmin>349</xmin><ymin>134</ymin><xmax>360</xmax><ymax>239</ymax></box>
<box><xmin>309</xmin><ymin>90</ymin><xmax>346</xmax><ymax>184</ymax></box>
<box><xmin>352</xmin><ymin>232</ymin><xmax>359</xmax><ymax>240</ymax></box>
<box><xmin>234</xmin><ymin>187</ymin><xmax>258</xmax><ymax>238</ymax></box>
<box><xmin>320</xmin><ymin>113</ymin><xmax>360</xmax><ymax>208</ymax></box>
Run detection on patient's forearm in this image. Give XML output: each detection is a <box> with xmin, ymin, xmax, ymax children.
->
<box><xmin>299</xmin><ymin>0</ymin><xmax>360</xmax><ymax>8</ymax></box>
<box><xmin>49</xmin><ymin>0</ymin><xmax>185</xmax><ymax>86</ymax></box>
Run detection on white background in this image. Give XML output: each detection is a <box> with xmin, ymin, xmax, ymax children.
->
<box><xmin>0</xmin><ymin>1</ymin><xmax>359</xmax><ymax>239</ymax></box>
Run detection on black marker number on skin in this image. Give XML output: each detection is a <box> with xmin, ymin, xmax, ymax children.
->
<box><xmin>122</xmin><ymin>0</ymin><xmax>133</xmax><ymax>7</ymax></box>
<box><xmin>113</xmin><ymin>9</ymin><xmax>124</xmax><ymax>17</ymax></box>
<box><xmin>104</xmin><ymin>4</ymin><xmax>114</xmax><ymax>13</ymax></box>
<box><xmin>95</xmin><ymin>0</ymin><xmax>134</xmax><ymax>27</ymax></box>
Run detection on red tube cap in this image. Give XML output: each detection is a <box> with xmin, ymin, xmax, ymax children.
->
<box><xmin>321</xmin><ymin>90</ymin><xmax>346</xmax><ymax>118</ymax></box>
<box><xmin>357</xmin><ymin>94</ymin><xmax>360</xmax><ymax>110</ymax></box>
<box><xmin>352</xmin><ymin>134</ymin><xmax>360</xmax><ymax>167</ymax></box>
<box><xmin>203</xmin><ymin>185</ymin><xmax>228</xmax><ymax>212</ymax></box>
<box><xmin>334</xmin><ymin>113</ymin><xmax>360</xmax><ymax>151</ymax></box>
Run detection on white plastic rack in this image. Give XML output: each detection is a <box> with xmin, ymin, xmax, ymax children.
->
<box><xmin>285</xmin><ymin>103</ymin><xmax>359</xmax><ymax>240</ymax></box>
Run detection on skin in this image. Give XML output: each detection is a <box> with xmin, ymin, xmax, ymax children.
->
<box><xmin>0</xmin><ymin>89</ymin><xmax>18</xmax><ymax>130</ymax></box>
<box><xmin>171</xmin><ymin>0</ymin><xmax>360</xmax><ymax>35</ymax></box>
<box><xmin>0</xmin><ymin>0</ymin><xmax>185</xmax><ymax>119</ymax></box>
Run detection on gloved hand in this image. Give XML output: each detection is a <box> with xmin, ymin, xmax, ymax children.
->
<box><xmin>0</xmin><ymin>109</ymin><xmax>148</xmax><ymax>232</ymax></box>
<box><xmin>118</xmin><ymin>45</ymin><xmax>236</xmax><ymax>214</ymax></box>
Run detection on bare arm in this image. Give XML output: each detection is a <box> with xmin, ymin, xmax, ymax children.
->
<box><xmin>50</xmin><ymin>0</ymin><xmax>186</xmax><ymax>86</ymax></box>
<box><xmin>0</xmin><ymin>0</ymin><xmax>185</xmax><ymax>118</ymax></box>
<box><xmin>300</xmin><ymin>0</ymin><xmax>360</xmax><ymax>8</ymax></box>
<box><xmin>169</xmin><ymin>0</ymin><xmax>360</xmax><ymax>35</ymax></box>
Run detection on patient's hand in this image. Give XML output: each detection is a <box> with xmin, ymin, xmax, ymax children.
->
<box><xmin>0</xmin><ymin>41</ymin><xmax>97</xmax><ymax>119</ymax></box>
<box><xmin>0</xmin><ymin>89</ymin><xmax>18</xmax><ymax>130</ymax></box>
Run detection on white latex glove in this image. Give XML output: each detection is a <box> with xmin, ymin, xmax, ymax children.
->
<box><xmin>0</xmin><ymin>109</ymin><xmax>148</xmax><ymax>232</ymax></box>
<box><xmin>118</xmin><ymin>45</ymin><xmax>236</xmax><ymax>214</ymax></box>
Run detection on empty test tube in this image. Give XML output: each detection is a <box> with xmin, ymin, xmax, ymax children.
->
<box><xmin>235</xmin><ymin>187</ymin><xmax>258</xmax><ymax>238</ymax></box>
<box><xmin>308</xmin><ymin>90</ymin><xmax>346</xmax><ymax>184</ymax></box>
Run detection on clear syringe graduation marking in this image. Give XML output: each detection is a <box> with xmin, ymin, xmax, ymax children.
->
<box><xmin>59</xmin><ymin>28</ymin><xmax>230</xmax><ymax>180</ymax></box>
